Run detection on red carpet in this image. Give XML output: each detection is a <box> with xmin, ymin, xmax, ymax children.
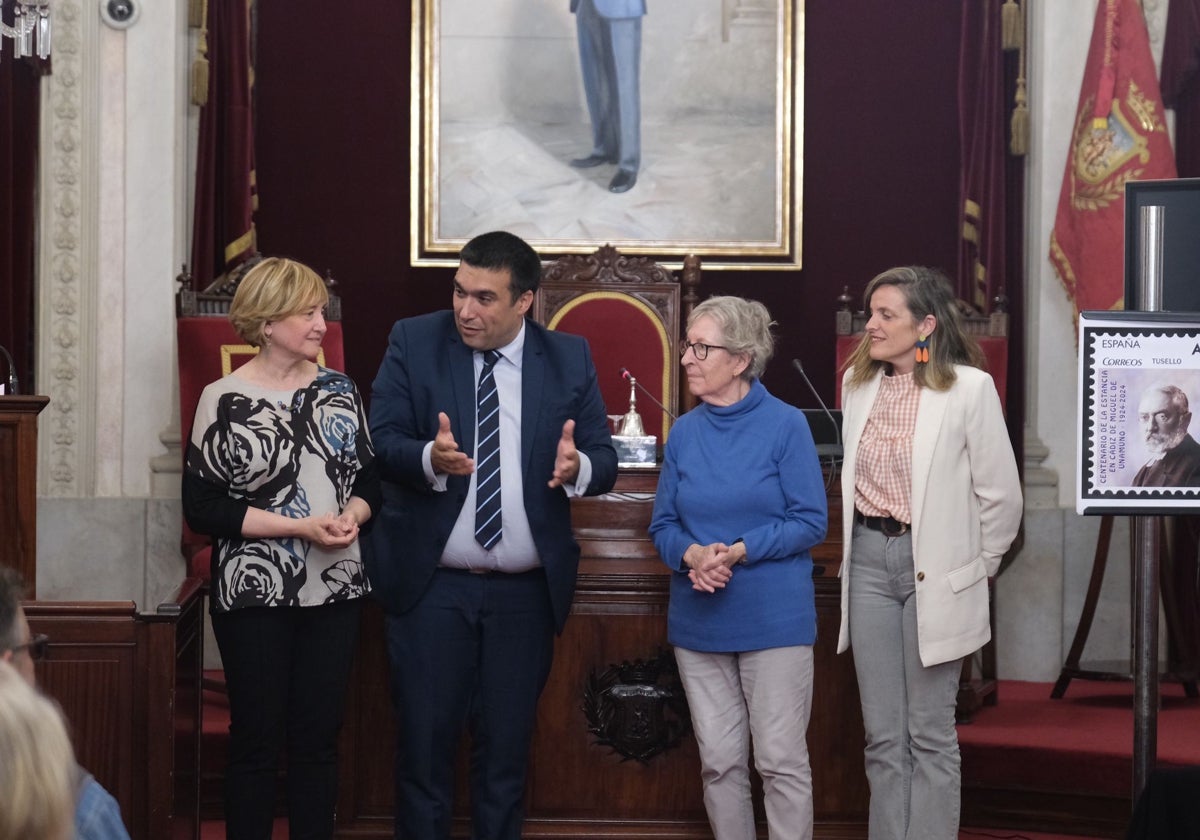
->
<box><xmin>959</xmin><ymin>679</ymin><xmax>1200</xmax><ymax>798</ymax></box>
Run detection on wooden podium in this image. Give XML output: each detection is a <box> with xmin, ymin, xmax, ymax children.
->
<box><xmin>332</xmin><ymin>468</ymin><xmax>869</xmax><ymax>837</ymax></box>
<box><xmin>0</xmin><ymin>395</ymin><xmax>48</xmax><ymax>592</ymax></box>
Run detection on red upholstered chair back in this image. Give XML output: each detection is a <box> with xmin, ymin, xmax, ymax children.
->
<box><xmin>176</xmin><ymin>265</ymin><xmax>345</xmax><ymax>578</ymax></box>
<box><xmin>536</xmin><ymin>246</ymin><xmax>702</xmax><ymax>442</ymax></box>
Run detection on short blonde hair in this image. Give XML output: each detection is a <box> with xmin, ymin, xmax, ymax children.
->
<box><xmin>0</xmin><ymin>661</ymin><xmax>77</xmax><ymax>840</ymax></box>
<box><xmin>228</xmin><ymin>257</ymin><xmax>330</xmax><ymax>347</ymax></box>
<box><xmin>687</xmin><ymin>296</ymin><xmax>776</xmax><ymax>380</ymax></box>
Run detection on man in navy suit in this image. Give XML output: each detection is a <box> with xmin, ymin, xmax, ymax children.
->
<box><xmin>366</xmin><ymin>231</ymin><xmax>617</xmax><ymax>840</ymax></box>
<box><xmin>570</xmin><ymin>0</ymin><xmax>647</xmax><ymax>193</ymax></box>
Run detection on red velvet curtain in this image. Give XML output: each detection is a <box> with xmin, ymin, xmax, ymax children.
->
<box><xmin>190</xmin><ymin>0</ymin><xmax>257</xmax><ymax>287</ymax></box>
<box><xmin>0</xmin><ymin>19</ymin><xmax>42</xmax><ymax>393</ymax></box>
<box><xmin>957</xmin><ymin>0</ymin><xmax>1025</xmax><ymax>460</ymax></box>
<box><xmin>958</xmin><ymin>0</ymin><xmax>1009</xmax><ymax>314</ymax></box>
<box><xmin>1162</xmin><ymin>0</ymin><xmax>1200</xmax><ymax>177</ymax></box>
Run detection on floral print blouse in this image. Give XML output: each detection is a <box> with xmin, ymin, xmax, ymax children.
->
<box><xmin>184</xmin><ymin>368</ymin><xmax>378</xmax><ymax>612</ymax></box>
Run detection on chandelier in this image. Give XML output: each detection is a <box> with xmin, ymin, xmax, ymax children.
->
<box><xmin>1</xmin><ymin>1</ymin><xmax>52</xmax><ymax>59</ymax></box>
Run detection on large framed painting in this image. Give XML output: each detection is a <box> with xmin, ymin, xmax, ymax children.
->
<box><xmin>411</xmin><ymin>0</ymin><xmax>804</xmax><ymax>269</ymax></box>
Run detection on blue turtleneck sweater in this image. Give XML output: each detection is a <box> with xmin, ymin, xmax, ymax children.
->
<box><xmin>650</xmin><ymin>378</ymin><xmax>827</xmax><ymax>652</ymax></box>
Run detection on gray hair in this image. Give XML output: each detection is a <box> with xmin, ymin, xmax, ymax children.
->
<box><xmin>688</xmin><ymin>296</ymin><xmax>776</xmax><ymax>380</ymax></box>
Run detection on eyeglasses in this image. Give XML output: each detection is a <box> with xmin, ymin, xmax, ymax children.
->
<box><xmin>10</xmin><ymin>633</ymin><xmax>49</xmax><ymax>661</ymax></box>
<box><xmin>679</xmin><ymin>340</ymin><xmax>730</xmax><ymax>361</ymax></box>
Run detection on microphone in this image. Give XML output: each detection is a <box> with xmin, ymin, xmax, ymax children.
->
<box><xmin>619</xmin><ymin>367</ymin><xmax>677</xmax><ymax>420</ymax></box>
<box><xmin>791</xmin><ymin>359</ymin><xmax>841</xmax><ymax>461</ymax></box>
<box><xmin>0</xmin><ymin>344</ymin><xmax>19</xmax><ymax>396</ymax></box>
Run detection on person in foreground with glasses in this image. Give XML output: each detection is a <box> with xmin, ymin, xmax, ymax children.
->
<box><xmin>650</xmin><ymin>296</ymin><xmax>827</xmax><ymax>840</ymax></box>
<box><xmin>0</xmin><ymin>565</ymin><xmax>132</xmax><ymax>840</ymax></box>
<box><xmin>0</xmin><ymin>659</ymin><xmax>76</xmax><ymax>840</ymax></box>
<box><xmin>837</xmin><ymin>266</ymin><xmax>1022</xmax><ymax>840</ymax></box>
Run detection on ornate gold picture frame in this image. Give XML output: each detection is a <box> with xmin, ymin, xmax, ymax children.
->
<box><xmin>411</xmin><ymin>0</ymin><xmax>803</xmax><ymax>269</ymax></box>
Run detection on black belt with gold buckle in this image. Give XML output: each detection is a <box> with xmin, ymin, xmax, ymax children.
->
<box><xmin>855</xmin><ymin>509</ymin><xmax>910</xmax><ymax>537</ymax></box>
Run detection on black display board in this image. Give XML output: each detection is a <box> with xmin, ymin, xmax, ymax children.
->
<box><xmin>1124</xmin><ymin>179</ymin><xmax>1200</xmax><ymax>313</ymax></box>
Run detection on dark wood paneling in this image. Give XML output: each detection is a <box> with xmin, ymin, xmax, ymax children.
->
<box><xmin>25</xmin><ymin>580</ymin><xmax>204</xmax><ymax>840</ymax></box>
<box><xmin>335</xmin><ymin>471</ymin><xmax>867</xmax><ymax>837</ymax></box>
<box><xmin>0</xmin><ymin>395</ymin><xmax>48</xmax><ymax>589</ymax></box>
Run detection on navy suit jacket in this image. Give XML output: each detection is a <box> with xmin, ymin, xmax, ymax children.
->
<box><xmin>364</xmin><ymin>311</ymin><xmax>617</xmax><ymax>632</ymax></box>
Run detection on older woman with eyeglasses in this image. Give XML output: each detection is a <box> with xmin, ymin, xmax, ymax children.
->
<box><xmin>650</xmin><ymin>296</ymin><xmax>827</xmax><ymax>840</ymax></box>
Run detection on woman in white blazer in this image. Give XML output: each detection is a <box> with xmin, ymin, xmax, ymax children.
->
<box><xmin>837</xmin><ymin>266</ymin><xmax>1022</xmax><ymax>840</ymax></box>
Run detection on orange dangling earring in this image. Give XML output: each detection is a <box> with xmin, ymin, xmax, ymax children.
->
<box><xmin>915</xmin><ymin>333</ymin><xmax>930</xmax><ymax>364</ymax></box>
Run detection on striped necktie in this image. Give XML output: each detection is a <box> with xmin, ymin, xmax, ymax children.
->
<box><xmin>474</xmin><ymin>349</ymin><xmax>503</xmax><ymax>549</ymax></box>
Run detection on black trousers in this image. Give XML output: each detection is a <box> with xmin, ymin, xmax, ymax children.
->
<box><xmin>212</xmin><ymin>599</ymin><xmax>362</xmax><ymax>840</ymax></box>
<box><xmin>385</xmin><ymin>567</ymin><xmax>555</xmax><ymax>840</ymax></box>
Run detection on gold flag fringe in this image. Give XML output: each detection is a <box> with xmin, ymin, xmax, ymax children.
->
<box><xmin>190</xmin><ymin>0</ymin><xmax>210</xmax><ymax>106</ymax></box>
<box><xmin>1002</xmin><ymin>0</ymin><xmax>1023</xmax><ymax>51</ymax></box>
<box><xmin>1011</xmin><ymin>78</ymin><xmax>1029</xmax><ymax>156</ymax></box>
<box><xmin>1008</xmin><ymin>0</ymin><xmax>1029</xmax><ymax>156</ymax></box>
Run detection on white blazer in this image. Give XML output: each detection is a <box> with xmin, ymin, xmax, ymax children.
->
<box><xmin>836</xmin><ymin>365</ymin><xmax>1023</xmax><ymax>667</ymax></box>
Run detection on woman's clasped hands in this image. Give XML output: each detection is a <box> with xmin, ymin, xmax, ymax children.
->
<box><xmin>302</xmin><ymin>511</ymin><xmax>360</xmax><ymax>549</ymax></box>
<box><xmin>683</xmin><ymin>540</ymin><xmax>746</xmax><ymax>593</ymax></box>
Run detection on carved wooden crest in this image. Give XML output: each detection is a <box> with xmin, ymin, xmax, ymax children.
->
<box><xmin>542</xmin><ymin>243</ymin><xmax>677</xmax><ymax>286</ymax></box>
<box><xmin>583</xmin><ymin>649</ymin><xmax>692</xmax><ymax>763</ymax></box>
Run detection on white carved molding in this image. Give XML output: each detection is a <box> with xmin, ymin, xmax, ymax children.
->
<box><xmin>37</xmin><ymin>0</ymin><xmax>100</xmax><ymax>497</ymax></box>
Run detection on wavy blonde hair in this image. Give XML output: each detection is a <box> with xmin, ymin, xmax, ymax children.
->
<box><xmin>228</xmin><ymin>257</ymin><xmax>329</xmax><ymax>348</ymax></box>
<box><xmin>0</xmin><ymin>661</ymin><xmax>77</xmax><ymax>840</ymax></box>
<box><xmin>844</xmin><ymin>266</ymin><xmax>984</xmax><ymax>391</ymax></box>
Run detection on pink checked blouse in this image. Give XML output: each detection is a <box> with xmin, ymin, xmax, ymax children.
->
<box><xmin>853</xmin><ymin>371</ymin><xmax>920</xmax><ymax>524</ymax></box>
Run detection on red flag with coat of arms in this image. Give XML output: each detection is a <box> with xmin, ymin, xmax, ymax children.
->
<box><xmin>1050</xmin><ymin>0</ymin><xmax>1177</xmax><ymax>316</ymax></box>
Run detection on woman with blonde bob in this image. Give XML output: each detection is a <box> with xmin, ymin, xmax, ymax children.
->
<box><xmin>183</xmin><ymin>256</ymin><xmax>381</xmax><ymax>839</ymax></box>
<box><xmin>837</xmin><ymin>266</ymin><xmax>1022</xmax><ymax>839</ymax></box>
<box><xmin>0</xmin><ymin>660</ymin><xmax>77</xmax><ymax>840</ymax></box>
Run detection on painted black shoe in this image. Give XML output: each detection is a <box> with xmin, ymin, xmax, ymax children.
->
<box><xmin>608</xmin><ymin>169</ymin><xmax>637</xmax><ymax>193</ymax></box>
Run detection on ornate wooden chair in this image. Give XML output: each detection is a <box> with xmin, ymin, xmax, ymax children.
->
<box><xmin>536</xmin><ymin>245</ymin><xmax>702</xmax><ymax>445</ymax></box>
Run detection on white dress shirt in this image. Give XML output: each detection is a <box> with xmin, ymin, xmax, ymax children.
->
<box><xmin>421</xmin><ymin>322</ymin><xmax>592</xmax><ymax>572</ymax></box>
